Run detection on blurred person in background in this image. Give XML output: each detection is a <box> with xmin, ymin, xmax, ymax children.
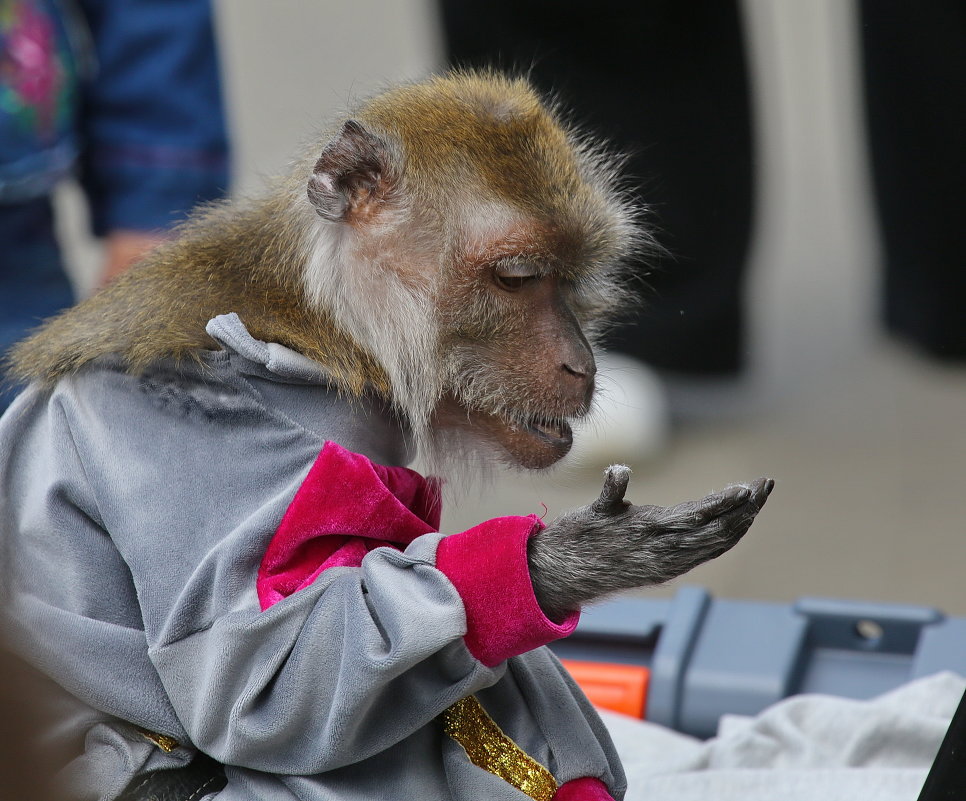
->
<box><xmin>858</xmin><ymin>0</ymin><xmax>966</xmax><ymax>363</ymax></box>
<box><xmin>0</xmin><ymin>0</ymin><xmax>229</xmax><ymax>411</ymax></box>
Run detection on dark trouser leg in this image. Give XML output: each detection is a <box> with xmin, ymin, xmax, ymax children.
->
<box><xmin>439</xmin><ymin>0</ymin><xmax>755</xmax><ymax>375</ymax></box>
<box><xmin>0</xmin><ymin>197</ymin><xmax>74</xmax><ymax>411</ymax></box>
<box><xmin>859</xmin><ymin>0</ymin><xmax>966</xmax><ymax>361</ymax></box>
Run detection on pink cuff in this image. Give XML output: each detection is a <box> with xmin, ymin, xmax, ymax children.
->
<box><xmin>435</xmin><ymin>514</ymin><xmax>578</xmax><ymax>667</ymax></box>
<box><xmin>553</xmin><ymin>777</ymin><xmax>616</xmax><ymax>801</ymax></box>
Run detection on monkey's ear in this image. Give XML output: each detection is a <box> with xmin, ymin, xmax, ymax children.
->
<box><xmin>307</xmin><ymin>120</ymin><xmax>395</xmax><ymax>222</ymax></box>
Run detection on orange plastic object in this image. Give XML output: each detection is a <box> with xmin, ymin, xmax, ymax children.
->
<box><xmin>560</xmin><ymin>659</ymin><xmax>650</xmax><ymax>719</ymax></box>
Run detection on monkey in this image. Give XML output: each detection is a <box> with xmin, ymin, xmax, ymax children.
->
<box><xmin>0</xmin><ymin>71</ymin><xmax>772</xmax><ymax>801</ymax></box>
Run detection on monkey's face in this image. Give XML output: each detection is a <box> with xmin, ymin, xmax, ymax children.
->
<box><xmin>301</xmin><ymin>73</ymin><xmax>640</xmax><ymax>470</ymax></box>
<box><xmin>434</xmin><ymin>236</ymin><xmax>601</xmax><ymax>470</ymax></box>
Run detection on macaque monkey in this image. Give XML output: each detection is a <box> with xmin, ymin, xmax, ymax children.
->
<box><xmin>2</xmin><ymin>72</ymin><xmax>772</xmax><ymax>801</ymax></box>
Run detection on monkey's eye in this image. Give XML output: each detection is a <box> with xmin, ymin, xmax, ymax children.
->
<box><xmin>494</xmin><ymin>274</ymin><xmax>536</xmax><ymax>291</ymax></box>
<box><xmin>492</xmin><ymin>262</ymin><xmax>539</xmax><ymax>292</ymax></box>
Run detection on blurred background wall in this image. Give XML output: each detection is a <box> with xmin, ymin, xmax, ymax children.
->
<box><xmin>56</xmin><ymin>0</ymin><xmax>966</xmax><ymax>614</ymax></box>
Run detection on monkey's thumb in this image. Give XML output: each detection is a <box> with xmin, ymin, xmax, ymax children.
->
<box><xmin>592</xmin><ymin>464</ymin><xmax>631</xmax><ymax>513</ymax></box>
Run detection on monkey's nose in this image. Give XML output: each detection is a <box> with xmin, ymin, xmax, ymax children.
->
<box><xmin>562</xmin><ymin>357</ymin><xmax>597</xmax><ymax>407</ymax></box>
<box><xmin>563</xmin><ymin>362</ymin><xmax>593</xmax><ymax>380</ymax></box>
<box><xmin>562</xmin><ymin>352</ymin><xmax>597</xmax><ymax>381</ymax></box>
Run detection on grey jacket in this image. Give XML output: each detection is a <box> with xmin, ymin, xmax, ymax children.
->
<box><xmin>0</xmin><ymin>313</ymin><xmax>625</xmax><ymax>800</ymax></box>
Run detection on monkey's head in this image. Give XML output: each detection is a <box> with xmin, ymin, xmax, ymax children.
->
<box><xmin>301</xmin><ymin>72</ymin><xmax>644</xmax><ymax>470</ymax></box>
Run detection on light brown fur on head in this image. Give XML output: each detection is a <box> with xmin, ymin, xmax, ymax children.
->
<box><xmin>359</xmin><ymin>72</ymin><xmax>636</xmax><ymax>267</ymax></box>
<box><xmin>7</xmin><ymin>70</ymin><xmax>646</xmax><ymax>471</ymax></box>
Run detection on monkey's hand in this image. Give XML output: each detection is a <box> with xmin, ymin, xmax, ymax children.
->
<box><xmin>528</xmin><ymin>467</ymin><xmax>775</xmax><ymax>621</ymax></box>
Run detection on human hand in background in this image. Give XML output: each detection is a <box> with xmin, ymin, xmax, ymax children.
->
<box><xmin>101</xmin><ymin>230</ymin><xmax>167</xmax><ymax>286</ymax></box>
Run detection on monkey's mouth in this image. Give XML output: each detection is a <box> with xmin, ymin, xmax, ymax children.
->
<box><xmin>523</xmin><ymin>416</ymin><xmax>573</xmax><ymax>449</ymax></box>
<box><xmin>432</xmin><ymin>394</ymin><xmax>578</xmax><ymax>469</ymax></box>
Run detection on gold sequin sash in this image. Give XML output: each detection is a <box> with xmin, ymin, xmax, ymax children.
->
<box><xmin>140</xmin><ymin>697</ymin><xmax>558</xmax><ymax>799</ymax></box>
<box><xmin>440</xmin><ymin>695</ymin><xmax>558</xmax><ymax>801</ymax></box>
<box><xmin>137</xmin><ymin>727</ymin><xmax>180</xmax><ymax>753</ymax></box>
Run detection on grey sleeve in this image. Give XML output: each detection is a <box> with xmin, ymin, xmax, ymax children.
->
<box><xmin>0</xmin><ymin>388</ymin><xmax>186</xmax><ymax>741</ymax></box>
<box><xmin>149</xmin><ymin>540</ymin><xmax>499</xmax><ymax>774</ymax></box>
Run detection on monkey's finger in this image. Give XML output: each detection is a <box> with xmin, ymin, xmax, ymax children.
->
<box><xmin>653</xmin><ymin>477</ymin><xmax>775</xmax><ymax>531</ymax></box>
<box><xmin>687</xmin><ymin>478</ymin><xmax>775</xmax><ymax>543</ymax></box>
<box><xmin>592</xmin><ymin>464</ymin><xmax>631</xmax><ymax>514</ymax></box>
<box><xmin>659</xmin><ymin>484</ymin><xmax>751</xmax><ymax>529</ymax></box>
<box><xmin>749</xmin><ymin>477</ymin><xmax>776</xmax><ymax>509</ymax></box>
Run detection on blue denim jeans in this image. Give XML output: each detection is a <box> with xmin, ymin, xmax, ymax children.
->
<box><xmin>0</xmin><ymin>196</ymin><xmax>74</xmax><ymax>410</ymax></box>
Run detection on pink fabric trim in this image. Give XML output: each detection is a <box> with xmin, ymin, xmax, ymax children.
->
<box><xmin>553</xmin><ymin>777</ymin><xmax>616</xmax><ymax>801</ymax></box>
<box><xmin>257</xmin><ymin>441</ymin><xmax>441</xmax><ymax>610</ymax></box>
<box><xmin>257</xmin><ymin>442</ymin><xmax>575</xmax><ymax>667</ymax></box>
<box><xmin>435</xmin><ymin>514</ymin><xmax>579</xmax><ymax>667</ymax></box>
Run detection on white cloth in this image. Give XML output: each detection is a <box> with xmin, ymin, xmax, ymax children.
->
<box><xmin>602</xmin><ymin>671</ymin><xmax>964</xmax><ymax>801</ymax></box>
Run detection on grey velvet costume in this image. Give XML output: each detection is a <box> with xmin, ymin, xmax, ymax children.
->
<box><xmin>0</xmin><ymin>313</ymin><xmax>625</xmax><ymax>800</ymax></box>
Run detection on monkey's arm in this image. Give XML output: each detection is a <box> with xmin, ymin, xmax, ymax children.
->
<box><xmin>528</xmin><ymin>467</ymin><xmax>774</xmax><ymax>621</ymax></box>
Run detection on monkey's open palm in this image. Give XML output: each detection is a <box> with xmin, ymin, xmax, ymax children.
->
<box><xmin>528</xmin><ymin>468</ymin><xmax>775</xmax><ymax>621</ymax></box>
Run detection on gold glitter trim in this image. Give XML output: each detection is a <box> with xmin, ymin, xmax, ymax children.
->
<box><xmin>137</xmin><ymin>728</ymin><xmax>180</xmax><ymax>753</ymax></box>
<box><xmin>441</xmin><ymin>696</ymin><xmax>558</xmax><ymax>801</ymax></box>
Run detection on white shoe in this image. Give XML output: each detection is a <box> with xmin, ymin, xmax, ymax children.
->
<box><xmin>567</xmin><ymin>351</ymin><xmax>670</xmax><ymax>470</ymax></box>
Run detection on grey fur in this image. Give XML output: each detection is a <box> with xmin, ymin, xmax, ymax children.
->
<box><xmin>528</xmin><ymin>466</ymin><xmax>775</xmax><ymax>621</ymax></box>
